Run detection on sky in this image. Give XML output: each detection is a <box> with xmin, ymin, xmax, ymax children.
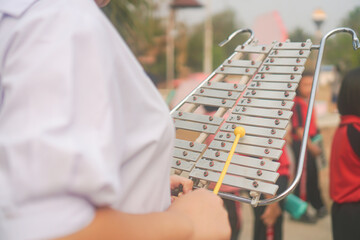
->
<box><xmin>163</xmin><ymin>0</ymin><xmax>359</xmax><ymax>38</ymax></box>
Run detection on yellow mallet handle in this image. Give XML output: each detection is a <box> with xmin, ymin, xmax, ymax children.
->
<box><xmin>213</xmin><ymin>126</ymin><xmax>246</xmax><ymax>195</ymax></box>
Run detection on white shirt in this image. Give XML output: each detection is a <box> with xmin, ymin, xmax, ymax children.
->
<box><xmin>0</xmin><ymin>0</ymin><xmax>174</xmax><ymax>239</ymax></box>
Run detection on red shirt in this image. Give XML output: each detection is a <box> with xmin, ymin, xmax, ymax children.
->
<box><xmin>291</xmin><ymin>96</ymin><xmax>318</xmax><ymax>141</ymax></box>
<box><xmin>330</xmin><ymin>115</ymin><xmax>360</xmax><ymax>203</ymax></box>
<box><xmin>277</xmin><ymin>144</ymin><xmax>290</xmax><ymax>177</ymax></box>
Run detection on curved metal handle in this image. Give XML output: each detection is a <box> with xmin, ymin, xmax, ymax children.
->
<box><xmin>170</xmin><ymin>28</ymin><xmax>255</xmax><ymax>114</ymax></box>
<box><xmin>257</xmin><ymin>27</ymin><xmax>360</xmax><ymax>206</ymax></box>
<box><xmin>218</xmin><ymin>28</ymin><xmax>254</xmax><ymax>47</ymax></box>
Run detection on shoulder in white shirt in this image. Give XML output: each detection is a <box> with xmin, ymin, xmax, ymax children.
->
<box><xmin>0</xmin><ymin>0</ymin><xmax>174</xmax><ymax>239</ymax></box>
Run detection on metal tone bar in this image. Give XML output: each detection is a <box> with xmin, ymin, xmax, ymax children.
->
<box><xmin>253</xmin><ymin>74</ymin><xmax>302</xmax><ymax>83</ymax></box>
<box><xmin>202</xmin><ymin>150</ymin><xmax>280</xmax><ymax>172</ymax></box>
<box><xmin>258</xmin><ymin>65</ymin><xmax>305</xmax><ymax>75</ymax></box>
<box><xmin>243</xmin><ymin>89</ymin><xmax>296</xmax><ymax>100</ymax></box>
<box><xmin>174</xmin><ymin>119</ymin><xmax>219</xmax><ymax>134</ymax></box>
<box><xmin>227</xmin><ymin>114</ymin><xmax>289</xmax><ymax>129</ymax></box>
<box><xmin>268</xmin><ymin>49</ymin><xmax>311</xmax><ymax>58</ymax></box>
<box><xmin>209</xmin><ymin>140</ymin><xmax>282</xmax><ymax>160</ymax></box>
<box><xmin>171</xmin><ymin>158</ymin><xmax>194</xmax><ymax>171</ymax></box>
<box><xmin>235</xmin><ymin>45</ymin><xmax>271</xmax><ymax>54</ymax></box>
<box><xmin>172</xmin><ymin>111</ymin><xmax>223</xmax><ymax>125</ymax></box>
<box><xmin>215</xmin><ymin>132</ymin><xmax>285</xmax><ymax>149</ymax></box>
<box><xmin>273</xmin><ymin>42</ymin><xmax>311</xmax><ymax>50</ymax></box>
<box><xmin>233</xmin><ymin>106</ymin><xmax>293</xmax><ymax>120</ymax></box>
<box><xmin>223</xmin><ymin>59</ymin><xmax>262</xmax><ymax>68</ymax></box>
<box><xmin>173</xmin><ymin>148</ymin><xmax>201</xmax><ymax>162</ymax></box>
<box><xmin>263</xmin><ymin>57</ymin><xmax>307</xmax><ymax>66</ymax></box>
<box><xmin>174</xmin><ymin>139</ymin><xmax>207</xmax><ymax>152</ymax></box>
<box><xmin>220</xmin><ymin>123</ymin><xmax>286</xmax><ymax>139</ymax></box>
<box><xmin>215</xmin><ymin>66</ymin><xmax>256</xmax><ymax>75</ymax></box>
<box><xmin>237</xmin><ymin>98</ymin><xmax>294</xmax><ymax>110</ymax></box>
<box><xmin>194</xmin><ymin>88</ymin><xmax>241</xmax><ymax>100</ymax></box>
<box><xmin>185</xmin><ymin>95</ymin><xmax>236</xmax><ymax>108</ymax></box>
<box><xmin>248</xmin><ymin>82</ymin><xmax>298</xmax><ymax>91</ymax></box>
<box><xmin>258</xmin><ymin>28</ymin><xmax>360</xmax><ymax>206</ymax></box>
<box><xmin>190</xmin><ymin>168</ymin><xmax>279</xmax><ymax>195</ymax></box>
<box><xmin>202</xmin><ymin>81</ymin><xmax>246</xmax><ymax>92</ymax></box>
<box><xmin>196</xmin><ymin>158</ymin><xmax>279</xmax><ymax>183</ymax></box>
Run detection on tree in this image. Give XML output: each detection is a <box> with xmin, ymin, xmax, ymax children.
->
<box><xmin>103</xmin><ymin>0</ymin><xmax>168</xmax><ymax>82</ymax></box>
<box><xmin>323</xmin><ymin>7</ymin><xmax>360</xmax><ymax>73</ymax></box>
<box><xmin>288</xmin><ymin>27</ymin><xmax>312</xmax><ymax>42</ymax></box>
<box><xmin>187</xmin><ymin>9</ymin><xmax>243</xmax><ymax>73</ymax></box>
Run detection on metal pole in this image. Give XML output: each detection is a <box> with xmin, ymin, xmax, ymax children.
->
<box><xmin>203</xmin><ymin>0</ymin><xmax>213</xmax><ymax>74</ymax></box>
<box><xmin>256</xmin><ymin>28</ymin><xmax>359</xmax><ymax>206</ymax></box>
<box><xmin>166</xmin><ymin>9</ymin><xmax>175</xmax><ymax>89</ymax></box>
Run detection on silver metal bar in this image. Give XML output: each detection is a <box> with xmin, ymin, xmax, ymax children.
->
<box><xmin>174</xmin><ymin>119</ymin><xmax>219</xmax><ymax>134</ymax></box>
<box><xmin>215</xmin><ymin>66</ymin><xmax>256</xmax><ymax>75</ymax></box>
<box><xmin>170</xmin><ymin>28</ymin><xmax>255</xmax><ymax>114</ymax></box>
<box><xmin>172</xmin><ymin>111</ymin><xmax>224</xmax><ymax>125</ymax></box>
<box><xmin>202</xmin><ymin>82</ymin><xmax>246</xmax><ymax>92</ymax></box>
<box><xmin>252</xmin><ymin>74</ymin><xmax>302</xmax><ymax>83</ymax></box>
<box><xmin>214</xmin><ymin>132</ymin><xmax>285</xmax><ymax>149</ymax></box>
<box><xmin>226</xmin><ymin>114</ymin><xmax>289</xmax><ymax>129</ymax></box>
<box><xmin>193</xmin><ymin>88</ymin><xmax>241</xmax><ymax>100</ymax></box>
<box><xmin>190</xmin><ymin>168</ymin><xmax>279</xmax><ymax>195</ymax></box>
<box><xmin>232</xmin><ymin>106</ymin><xmax>293</xmax><ymax>120</ymax></box>
<box><xmin>257</xmin><ymin>27</ymin><xmax>360</xmax><ymax>206</ymax></box>
<box><xmin>171</xmin><ymin>158</ymin><xmax>194</xmax><ymax>171</ymax></box>
<box><xmin>185</xmin><ymin>95</ymin><xmax>236</xmax><ymax>108</ymax></box>
<box><xmin>208</xmin><ymin>140</ymin><xmax>283</xmax><ymax>160</ymax></box>
<box><xmin>195</xmin><ymin>158</ymin><xmax>279</xmax><ymax>183</ymax></box>
<box><xmin>273</xmin><ymin>42</ymin><xmax>311</xmax><ymax>50</ymax></box>
<box><xmin>223</xmin><ymin>59</ymin><xmax>262</xmax><ymax>68</ymax></box>
<box><xmin>220</xmin><ymin>123</ymin><xmax>286</xmax><ymax>139</ymax></box>
<box><xmin>247</xmin><ymin>82</ymin><xmax>298</xmax><ymax>91</ymax></box>
<box><xmin>173</xmin><ymin>148</ymin><xmax>202</xmax><ymax>162</ymax></box>
<box><xmin>174</xmin><ymin>139</ymin><xmax>207</xmax><ymax>152</ymax></box>
<box><xmin>202</xmin><ymin>150</ymin><xmax>280</xmax><ymax>171</ymax></box>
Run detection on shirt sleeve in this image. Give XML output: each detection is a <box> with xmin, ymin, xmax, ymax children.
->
<box><xmin>347</xmin><ymin>123</ymin><xmax>360</xmax><ymax>158</ymax></box>
<box><xmin>0</xmin><ymin>3</ymin><xmax>124</xmax><ymax>239</ymax></box>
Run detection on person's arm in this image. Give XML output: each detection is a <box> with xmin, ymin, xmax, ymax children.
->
<box><xmin>57</xmin><ymin>189</ymin><xmax>231</xmax><ymax>240</ymax></box>
<box><xmin>260</xmin><ymin>195</ymin><xmax>282</xmax><ymax>227</ymax></box>
<box><xmin>295</xmin><ymin>128</ymin><xmax>321</xmax><ymax>156</ymax></box>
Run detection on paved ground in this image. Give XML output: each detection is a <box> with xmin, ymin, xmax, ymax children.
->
<box><xmin>238</xmin><ymin>202</ymin><xmax>332</xmax><ymax>240</ymax></box>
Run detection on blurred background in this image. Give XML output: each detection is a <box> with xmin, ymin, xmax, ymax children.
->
<box><xmin>102</xmin><ymin>1</ymin><xmax>360</xmax><ymax>239</ymax></box>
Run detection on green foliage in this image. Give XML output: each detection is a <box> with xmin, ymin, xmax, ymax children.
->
<box><xmin>288</xmin><ymin>27</ymin><xmax>312</xmax><ymax>42</ymax></box>
<box><xmin>102</xmin><ymin>0</ymin><xmax>167</xmax><ymax>80</ymax></box>
<box><xmin>187</xmin><ymin>9</ymin><xmax>243</xmax><ymax>72</ymax></box>
<box><xmin>324</xmin><ymin>6</ymin><xmax>360</xmax><ymax>73</ymax></box>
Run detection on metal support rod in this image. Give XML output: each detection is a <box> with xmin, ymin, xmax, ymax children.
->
<box><xmin>255</xmin><ymin>27</ymin><xmax>359</xmax><ymax>206</ymax></box>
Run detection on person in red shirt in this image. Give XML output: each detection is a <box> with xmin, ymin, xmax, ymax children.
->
<box><xmin>330</xmin><ymin>68</ymin><xmax>360</xmax><ymax>240</ymax></box>
<box><xmin>291</xmin><ymin>72</ymin><xmax>327</xmax><ymax>222</ymax></box>
<box><xmin>252</xmin><ymin>144</ymin><xmax>290</xmax><ymax>240</ymax></box>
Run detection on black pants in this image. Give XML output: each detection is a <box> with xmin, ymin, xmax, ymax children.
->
<box><xmin>332</xmin><ymin>202</ymin><xmax>360</xmax><ymax>240</ymax></box>
<box><xmin>292</xmin><ymin>140</ymin><xmax>325</xmax><ymax>210</ymax></box>
<box><xmin>223</xmin><ymin>198</ymin><xmax>240</xmax><ymax>240</ymax></box>
<box><xmin>253</xmin><ymin>175</ymin><xmax>288</xmax><ymax>240</ymax></box>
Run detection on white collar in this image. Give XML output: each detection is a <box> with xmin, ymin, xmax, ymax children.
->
<box><xmin>0</xmin><ymin>0</ymin><xmax>38</xmax><ymax>18</ymax></box>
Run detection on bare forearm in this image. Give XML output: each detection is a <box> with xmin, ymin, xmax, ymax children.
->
<box><xmin>57</xmin><ymin>207</ymin><xmax>193</xmax><ymax>240</ymax></box>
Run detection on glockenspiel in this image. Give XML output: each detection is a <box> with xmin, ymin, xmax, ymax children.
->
<box><xmin>170</xmin><ymin>28</ymin><xmax>359</xmax><ymax>206</ymax></box>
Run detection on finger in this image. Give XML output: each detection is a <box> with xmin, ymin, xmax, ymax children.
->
<box><xmin>170</xmin><ymin>175</ymin><xmax>183</xmax><ymax>189</ymax></box>
<box><xmin>180</xmin><ymin>178</ymin><xmax>193</xmax><ymax>193</ymax></box>
<box><xmin>170</xmin><ymin>175</ymin><xmax>193</xmax><ymax>193</ymax></box>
